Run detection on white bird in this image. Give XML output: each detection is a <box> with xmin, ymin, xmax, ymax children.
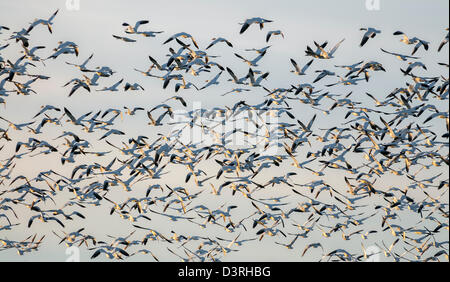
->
<box><xmin>200</xmin><ymin>71</ymin><xmax>223</xmax><ymax>90</ymax></box>
<box><xmin>65</xmin><ymin>53</ymin><xmax>94</xmax><ymax>72</ymax></box>
<box><xmin>163</xmin><ymin>32</ymin><xmax>199</xmax><ymax>49</ymax></box>
<box><xmin>112</xmin><ymin>35</ymin><xmax>136</xmax><ymax>43</ymax></box>
<box><xmin>393</xmin><ymin>31</ymin><xmax>430</xmax><ymax>55</ymax></box>
<box><xmin>380</xmin><ymin>48</ymin><xmax>419</xmax><ymax>61</ymax></box>
<box><xmin>206</xmin><ymin>37</ymin><xmax>233</xmax><ymax>50</ymax></box>
<box><xmin>27</xmin><ymin>9</ymin><xmax>59</xmax><ymax>34</ymax></box>
<box><xmin>122</xmin><ymin>20</ymin><xmax>149</xmax><ymax>34</ymax></box>
<box><xmin>97</xmin><ymin>79</ymin><xmax>124</xmax><ymax>92</ymax></box>
<box><xmin>124</xmin><ymin>82</ymin><xmax>144</xmax><ymax>91</ymax></box>
<box><xmin>360</xmin><ymin>27</ymin><xmax>381</xmax><ymax>47</ymax></box>
<box><xmin>234</xmin><ymin>51</ymin><xmax>267</xmax><ymax>67</ymax></box>
<box><xmin>307</xmin><ymin>39</ymin><xmax>345</xmax><ymax>59</ymax></box>
<box><xmin>438</xmin><ymin>28</ymin><xmax>449</xmax><ymax>52</ymax></box>
<box><xmin>239</xmin><ymin>17</ymin><xmax>273</xmax><ymax>34</ymax></box>
<box><xmin>290</xmin><ymin>58</ymin><xmax>313</xmax><ymax>76</ymax></box>
<box><xmin>99</xmin><ymin>129</ymin><xmax>126</xmax><ymax>140</ymax></box>
<box><xmin>266</xmin><ymin>30</ymin><xmax>284</xmax><ymax>42</ymax></box>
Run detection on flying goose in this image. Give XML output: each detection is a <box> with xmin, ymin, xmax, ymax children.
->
<box><xmin>306</xmin><ymin>39</ymin><xmax>345</xmax><ymax>59</ymax></box>
<box><xmin>122</xmin><ymin>20</ymin><xmax>149</xmax><ymax>34</ymax></box>
<box><xmin>266</xmin><ymin>30</ymin><xmax>284</xmax><ymax>42</ymax></box>
<box><xmin>0</xmin><ymin>26</ymin><xmax>9</xmax><ymax>34</ymax></box>
<box><xmin>112</xmin><ymin>35</ymin><xmax>137</xmax><ymax>43</ymax></box>
<box><xmin>380</xmin><ymin>48</ymin><xmax>420</xmax><ymax>61</ymax></box>
<box><xmin>124</xmin><ymin>82</ymin><xmax>144</xmax><ymax>91</ymax></box>
<box><xmin>97</xmin><ymin>79</ymin><xmax>124</xmax><ymax>92</ymax></box>
<box><xmin>27</xmin><ymin>9</ymin><xmax>59</xmax><ymax>34</ymax></box>
<box><xmin>438</xmin><ymin>28</ymin><xmax>449</xmax><ymax>52</ymax></box>
<box><xmin>290</xmin><ymin>58</ymin><xmax>313</xmax><ymax>76</ymax></box>
<box><xmin>206</xmin><ymin>37</ymin><xmax>233</xmax><ymax>50</ymax></box>
<box><xmin>360</xmin><ymin>27</ymin><xmax>381</xmax><ymax>47</ymax></box>
<box><xmin>393</xmin><ymin>31</ymin><xmax>430</xmax><ymax>55</ymax></box>
<box><xmin>163</xmin><ymin>32</ymin><xmax>199</xmax><ymax>49</ymax></box>
<box><xmin>239</xmin><ymin>17</ymin><xmax>273</xmax><ymax>34</ymax></box>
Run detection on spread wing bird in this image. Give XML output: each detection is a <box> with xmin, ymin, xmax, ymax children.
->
<box><xmin>164</xmin><ymin>96</ymin><xmax>187</xmax><ymax>107</ymax></box>
<box><xmin>239</xmin><ymin>17</ymin><xmax>273</xmax><ymax>34</ymax></box>
<box><xmin>33</xmin><ymin>105</ymin><xmax>61</xmax><ymax>119</ymax></box>
<box><xmin>234</xmin><ymin>51</ymin><xmax>267</xmax><ymax>67</ymax></box>
<box><xmin>360</xmin><ymin>27</ymin><xmax>381</xmax><ymax>47</ymax></box>
<box><xmin>313</xmin><ymin>70</ymin><xmax>335</xmax><ymax>83</ymax></box>
<box><xmin>266</xmin><ymin>30</ymin><xmax>284</xmax><ymax>42</ymax></box>
<box><xmin>0</xmin><ymin>116</ymin><xmax>34</xmax><ymax>131</ymax></box>
<box><xmin>124</xmin><ymin>82</ymin><xmax>144</xmax><ymax>91</ymax></box>
<box><xmin>438</xmin><ymin>28</ymin><xmax>449</xmax><ymax>52</ymax></box>
<box><xmin>99</xmin><ymin>129</ymin><xmax>125</xmax><ymax>140</ymax></box>
<box><xmin>65</xmin><ymin>53</ymin><xmax>94</xmax><ymax>72</ymax></box>
<box><xmin>199</xmin><ymin>71</ymin><xmax>223</xmax><ymax>90</ymax></box>
<box><xmin>112</xmin><ymin>35</ymin><xmax>136</xmax><ymax>42</ymax></box>
<box><xmin>401</xmin><ymin>62</ymin><xmax>427</xmax><ymax>76</ymax></box>
<box><xmin>163</xmin><ymin>32</ymin><xmax>199</xmax><ymax>49</ymax></box>
<box><xmin>290</xmin><ymin>58</ymin><xmax>313</xmax><ymax>76</ymax></box>
<box><xmin>122</xmin><ymin>20</ymin><xmax>149</xmax><ymax>34</ymax></box>
<box><xmin>65</xmin><ymin>79</ymin><xmax>90</xmax><ymax>97</ymax></box>
<box><xmin>27</xmin><ymin>9</ymin><xmax>59</xmax><ymax>34</ymax></box>
<box><xmin>308</xmin><ymin>39</ymin><xmax>345</xmax><ymax>59</ymax></box>
<box><xmin>206</xmin><ymin>37</ymin><xmax>233</xmax><ymax>50</ymax></box>
<box><xmin>0</xmin><ymin>26</ymin><xmax>10</xmax><ymax>34</ymax></box>
<box><xmin>302</xmin><ymin>243</ymin><xmax>324</xmax><ymax>257</ymax></box>
<box><xmin>97</xmin><ymin>79</ymin><xmax>124</xmax><ymax>92</ymax></box>
<box><xmin>380</xmin><ymin>48</ymin><xmax>419</xmax><ymax>61</ymax></box>
<box><xmin>393</xmin><ymin>31</ymin><xmax>430</xmax><ymax>55</ymax></box>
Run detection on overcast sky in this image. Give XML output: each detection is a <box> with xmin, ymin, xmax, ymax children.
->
<box><xmin>0</xmin><ymin>0</ymin><xmax>448</xmax><ymax>262</ymax></box>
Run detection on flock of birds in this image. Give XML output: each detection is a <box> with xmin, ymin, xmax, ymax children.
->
<box><xmin>0</xmin><ymin>11</ymin><xmax>449</xmax><ymax>262</ymax></box>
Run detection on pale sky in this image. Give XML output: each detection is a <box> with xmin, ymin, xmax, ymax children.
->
<box><xmin>0</xmin><ymin>0</ymin><xmax>448</xmax><ymax>262</ymax></box>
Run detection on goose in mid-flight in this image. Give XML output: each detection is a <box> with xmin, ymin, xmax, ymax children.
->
<box><xmin>63</xmin><ymin>78</ymin><xmax>91</xmax><ymax>97</ymax></box>
<box><xmin>438</xmin><ymin>28</ymin><xmax>449</xmax><ymax>52</ymax></box>
<box><xmin>124</xmin><ymin>82</ymin><xmax>144</xmax><ymax>91</ymax></box>
<box><xmin>239</xmin><ymin>17</ymin><xmax>273</xmax><ymax>34</ymax></box>
<box><xmin>266</xmin><ymin>30</ymin><xmax>284</xmax><ymax>43</ymax></box>
<box><xmin>401</xmin><ymin>62</ymin><xmax>427</xmax><ymax>76</ymax></box>
<box><xmin>9</xmin><ymin>28</ymin><xmax>31</xmax><ymax>47</ymax></box>
<box><xmin>52</xmin><ymin>41</ymin><xmax>79</xmax><ymax>57</ymax></box>
<box><xmin>0</xmin><ymin>26</ymin><xmax>9</xmax><ymax>34</ymax></box>
<box><xmin>65</xmin><ymin>53</ymin><xmax>94</xmax><ymax>72</ymax></box>
<box><xmin>97</xmin><ymin>79</ymin><xmax>124</xmax><ymax>92</ymax></box>
<box><xmin>112</xmin><ymin>35</ymin><xmax>136</xmax><ymax>43</ymax></box>
<box><xmin>245</xmin><ymin>45</ymin><xmax>271</xmax><ymax>54</ymax></box>
<box><xmin>206</xmin><ymin>37</ymin><xmax>233</xmax><ymax>50</ymax></box>
<box><xmin>163</xmin><ymin>32</ymin><xmax>199</xmax><ymax>49</ymax></box>
<box><xmin>221</xmin><ymin>88</ymin><xmax>250</xmax><ymax>96</ymax></box>
<box><xmin>380</xmin><ymin>48</ymin><xmax>419</xmax><ymax>61</ymax></box>
<box><xmin>313</xmin><ymin>70</ymin><xmax>336</xmax><ymax>83</ymax></box>
<box><xmin>27</xmin><ymin>9</ymin><xmax>59</xmax><ymax>34</ymax></box>
<box><xmin>234</xmin><ymin>51</ymin><xmax>267</xmax><ymax>67</ymax></box>
<box><xmin>122</xmin><ymin>20</ymin><xmax>149</xmax><ymax>34</ymax></box>
<box><xmin>360</xmin><ymin>27</ymin><xmax>381</xmax><ymax>47</ymax></box>
<box><xmin>306</xmin><ymin>39</ymin><xmax>345</xmax><ymax>59</ymax></box>
<box><xmin>393</xmin><ymin>31</ymin><xmax>430</xmax><ymax>55</ymax></box>
<box><xmin>0</xmin><ymin>116</ymin><xmax>34</xmax><ymax>131</ymax></box>
<box><xmin>247</xmin><ymin>68</ymin><xmax>269</xmax><ymax>87</ymax></box>
<box><xmin>21</xmin><ymin>46</ymin><xmax>46</xmax><ymax>63</ymax></box>
<box><xmin>199</xmin><ymin>71</ymin><xmax>223</xmax><ymax>90</ymax></box>
<box><xmin>290</xmin><ymin>58</ymin><xmax>313</xmax><ymax>76</ymax></box>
